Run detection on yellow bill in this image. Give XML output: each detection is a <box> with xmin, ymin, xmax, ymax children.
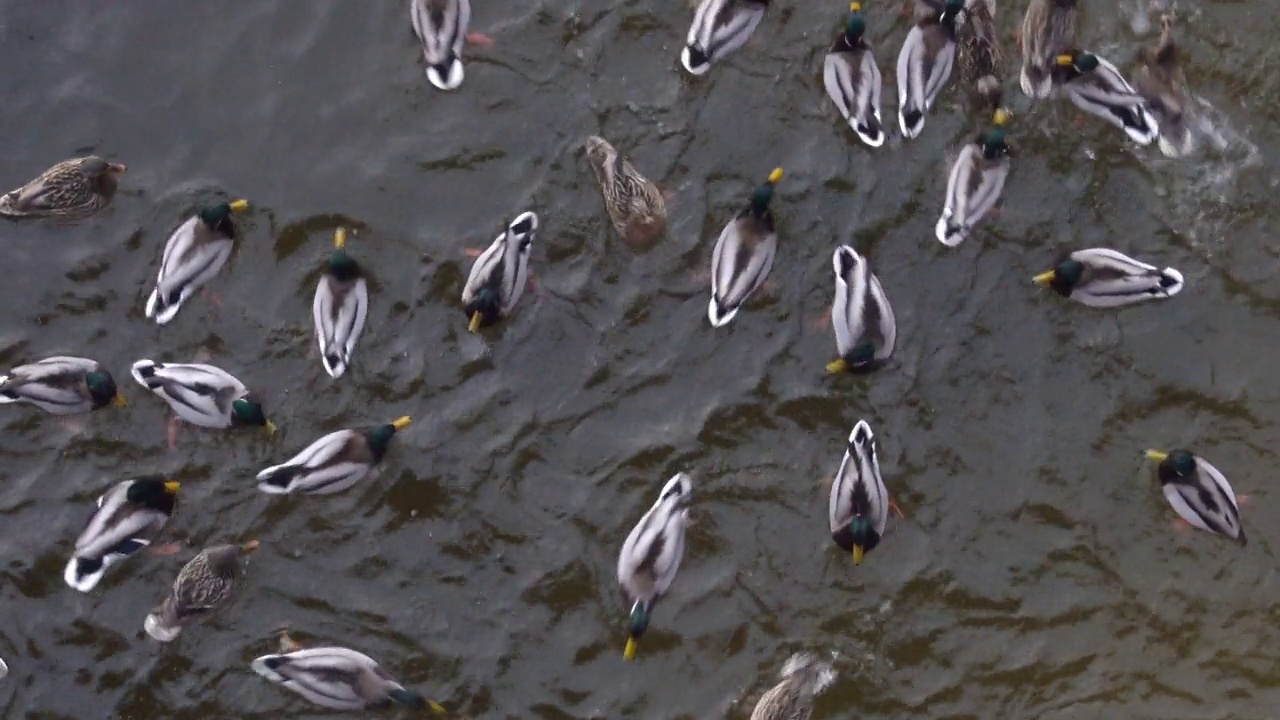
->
<box><xmin>229</xmin><ymin>199</ymin><xmax>250</xmax><ymax>212</ymax></box>
<box><xmin>240</xmin><ymin>539</ymin><xmax>261</xmax><ymax>553</ymax></box>
<box><xmin>768</xmin><ymin>167</ymin><xmax>784</xmax><ymax>184</ymax></box>
<box><xmin>164</xmin><ymin>481</ymin><xmax>181</xmax><ymax>494</ymax></box>
<box><xmin>993</xmin><ymin>108</ymin><xmax>1010</xmax><ymax>126</ymax></box>
<box><xmin>826</xmin><ymin>358</ymin><xmax>849</xmax><ymax>374</ymax></box>
<box><xmin>428</xmin><ymin>700</ymin><xmax>448</xmax><ymax>715</ymax></box>
<box><xmin>1145</xmin><ymin>449</ymin><xmax>1169</xmax><ymax>462</ymax></box>
<box><xmin>113</xmin><ymin>393</ymin><xmax>128</xmax><ymax>407</ymax></box>
<box><xmin>624</xmin><ymin>636</ymin><xmax>638</xmax><ymax>660</ymax></box>
<box><xmin>850</xmin><ymin>2</ymin><xmax>861</xmax><ymax>10</ymax></box>
<box><xmin>852</xmin><ymin>545</ymin><xmax>864</xmax><ymax>565</ymax></box>
<box><xmin>468</xmin><ymin>311</ymin><xmax>483</xmax><ymax>334</ymax></box>
<box><xmin>334</xmin><ymin>227</ymin><xmax>347</xmax><ymax>249</ymax></box>
<box><xmin>1032</xmin><ymin>270</ymin><xmax>1056</xmax><ymax>286</ymax></box>
<box><xmin>392</xmin><ymin>416</ymin><xmax>413</xmax><ymax>430</ymax></box>
<box><xmin>1055</xmin><ymin>54</ymin><xmax>1075</xmax><ymax>67</ymax></box>
<box><xmin>263</xmin><ymin>420</ymin><xmax>278</xmax><ymax>436</ymax></box>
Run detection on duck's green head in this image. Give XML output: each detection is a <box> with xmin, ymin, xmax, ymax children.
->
<box><xmin>624</xmin><ymin>601</ymin><xmax>650</xmax><ymax>660</ymax></box>
<box><xmin>981</xmin><ymin>128</ymin><xmax>1008</xmax><ymax>159</ymax></box>
<box><xmin>826</xmin><ymin>341</ymin><xmax>877</xmax><ymax>374</ymax></box>
<box><xmin>85</xmin><ymin>370</ymin><xmax>124</xmax><ymax>409</ymax></box>
<box><xmin>465</xmin><ymin>287</ymin><xmax>503</xmax><ymax>333</ymax></box>
<box><xmin>327</xmin><ymin>229</ymin><xmax>360</xmax><ymax>281</ymax></box>
<box><xmin>126</xmin><ymin>476</ymin><xmax>180</xmax><ymax>511</ymax></box>
<box><xmin>1033</xmin><ymin>259</ymin><xmax>1084</xmax><ymax>296</ymax></box>
<box><xmin>365</xmin><ymin>416</ymin><xmax>411</xmax><ymax>461</ymax></box>
<box><xmin>198</xmin><ymin>199</ymin><xmax>249</xmax><ymax>238</ymax></box>
<box><xmin>1146</xmin><ymin>449</ymin><xmax>1196</xmax><ymax>483</ymax></box>
<box><xmin>231</xmin><ymin>398</ymin><xmax>276</xmax><ymax>435</ymax></box>
<box><xmin>848</xmin><ymin>516</ymin><xmax>874</xmax><ymax>565</ymax></box>
<box><xmin>1057</xmin><ymin>51</ymin><xmax>1098</xmax><ymax>73</ymax></box>
<box><xmin>749</xmin><ymin>167</ymin><xmax>784</xmax><ymax>214</ymax></box>
<box><xmin>844</xmin><ymin>3</ymin><xmax>866</xmax><ymax>40</ymax></box>
<box><xmin>942</xmin><ymin>0</ymin><xmax>964</xmax><ymax>20</ymax></box>
<box><xmin>386</xmin><ymin>688</ymin><xmax>446</xmax><ymax>714</ymax></box>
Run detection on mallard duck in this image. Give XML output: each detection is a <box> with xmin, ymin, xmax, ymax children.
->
<box><xmin>257</xmin><ymin>417</ymin><xmax>412</xmax><ymax>495</ymax></box>
<box><xmin>823</xmin><ymin>3</ymin><xmax>884</xmax><ymax>148</ymax></box>
<box><xmin>144</xmin><ymin>200</ymin><xmax>250</xmax><ymax>325</ymax></box>
<box><xmin>314</xmin><ymin>228</ymin><xmax>369</xmax><ymax>379</ymax></box>
<box><xmin>617</xmin><ymin>472</ymin><xmax>691</xmax><ymax>660</ymax></box>
<box><xmin>749</xmin><ymin>653</ymin><xmax>837</xmax><ymax>720</ymax></box>
<box><xmin>1133</xmin><ymin>14</ymin><xmax>1193</xmax><ymax>158</ymax></box>
<box><xmin>958</xmin><ymin>0</ymin><xmax>1005</xmax><ymax>87</ymax></box>
<box><xmin>1019</xmin><ymin>0</ymin><xmax>1076</xmax><ymax>99</ymax></box>
<box><xmin>0</xmin><ymin>656</ymin><xmax>6</xmax><ymax>679</ymax></box>
<box><xmin>1145</xmin><ymin>449</ymin><xmax>1246</xmax><ymax>545</ymax></box>
<box><xmin>130</xmin><ymin>359</ymin><xmax>275</xmax><ymax>434</ymax></box>
<box><xmin>682</xmin><ymin>0</ymin><xmax>769</xmax><ymax>76</ymax></box>
<box><xmin>1053</xmin><ymin>51</ymin><xmax>1159</xmax><ymax>146</ymax></box>
<box><xmin>252</xmin><ymin>630</ymin><xmax>446</xmax><ymax>712</ymax></box>
<box><xmin>1032</xmin><ymin>249</ymin><xmax>1183</xmax><ymax>307</ymax></box>
<box><xmin>708</xmin><ymin>168</ymin><xmax>783</xmax><ymax>327</ymax></box>
<box><xmin>0</xmin><ymin>156</ymin><xmax>126</xmax><ymax>219</ymax></box>
<box><xmin>896</xmin><ymin>0</ymin><xmax>964</xmax><ymax>139</ymax></box>
<box><xmin>0</xmin><ymin>356</ymin><xmax>124</xmax><ymax>415</ymax></box>
<box><xmin>64</xmin><ymin>477</ymin><xmax>179</xmax><ymax>592</ymax></box>
<box><xmin>935</xmin><ymin>108</ymin><xmax>1011</xmax><ymax>247</ymax></box>
<box><xmin>461</xmin><ymin>211</ymin><xmax>537</xmax><ymax>333</ymax></box>
<box><xmin>827</xmin><ymin>246</ymin><xmax>895</xmax><ymax>374</ymax></box>
<box><xmin>829</xmin><ymin>420</ymin><xmax>888</xmax><ymax>566</ymax></box>
<box><xmin>411</xmin><ymin>0</ymin><xmax>472</xmax><ymax>90</ymax></box>
<box><xmin>144</xmin><ymin>540</ymin><xmax>259</xmax><ymax>642</ymax></box>
<box><xmin>584</xmin><ymin>136</ymin><xmax>667</xmax><ymax>249</ymax></box>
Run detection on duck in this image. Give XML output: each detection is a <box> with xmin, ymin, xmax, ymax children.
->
<box><xmin>462</xmin><ymin>211</ymin><xmax>537</xmax><ymax>333</ymax></box>
<box><xmin>682</xmin><ymin>0</ymin><xmax>769</xmax><ymax>76</ymax></box>
<box><xmin>827</xmin><ymin>246</ymin><xmax>895</xmax><ymax>374</ymax></box>
<box><xmin>829</xmin><ymin>420</ymin><xmax>889</xmax><ymax>566</ymax></box>
<box><xmin>1032</xmin><ymin>249</ymin><xmax>1183</xmax><ymax>307</ymax></box>
<box><xmin>957</xmin><ymin>0</ymin><xmax>1005</xmax><ymax>88</ymax></box>
<box><xmin>0</xmin><ymin>156</ymin><xmax>126</xmax><ymax>219</ymax></box>
<box><xmin>617</xmin><ymin>472</ymin><xmax>691</xmax><ymax>660</ymax></box>
<box><xmin>314</xmin><ymin>228</ymin><xmax>369</xmax><ymax>379</ymax></box>
<box><xmin>749</xmin><ymin>653</ymin><xmax>837</xmax><ymax>720</ymax></box>
<box><xmin>1133</xmin><ymin>13</ymin><xmax>1193</xmax><ymax>157</ymax></box>
<box><xmin>144</xmin><ymin>200</ymin><xmax>250</xmax><ymax>325</ymax></box>
<box><xmin>252</xmin><ymin>630</ymin><xmax>447</xmax><ymax>712</ymax></box>
<box><xmin>583</xmin><ymin>136</ymin><xmax>667</xmax><ymax>250</ymax></box>
<box><xmin>64</xmin><ymin>476</ymin><xmax>179</xmax><ymax>592</ymax></box>
<box><xmin>145</xmin><ymin>540</ymin><xmax>259</xmax><ymax>642</ymax></box>
<box><xmin>1145</xmin><ymin>449</ymin><xmax>1246</xmax><ymax>545</ymax></box>
<box><xmin>130</xmin><ymin>359</ymin><xmax>275</xmax><ymax>435</ymax></box>
<box><xmin>257</xmin><ymin>417</ymin><xmax>412</xmax><ymax>495</ymax></box>
<box><xmin>1053</xmin><ymin>51</ymin><xmax>1159</xmax><ymax>146</ymax></box>
<box><xmin>1019</xmin><ymin>0</ymin><xmax>1076</xmax><ymax>99</ymax></box>
<box><xmin>896</xmin><ymin>0</ymin><xmax>964</xmax><ymax>139</ymax></box>
<box><xmin>0</xmin><ymin>356</ymin><xmax>125</xmax><ymax>415</ymax></box>
<box><xmin>823</xmin><ymin>3</ymin><xmax>884</xmax><ymax>148</ymax></box>
<box><xmin>708</xmin><ymin>168</ymin><xmax>783</xmax><ymax>327</ymax></box>
<box><xmin>410</xmin><ymin>0</ymin><xmax>472</xmax><ymax>90</ymax></box>
<box><xmin>936</xmin><ymin>106</ymin><xmax>1011</xmax><ymax>247</ymax></box>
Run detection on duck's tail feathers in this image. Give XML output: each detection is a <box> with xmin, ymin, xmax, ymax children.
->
<box><xmin>256</xmin><ymin>464</ymin><xmax>301</xmax><ymax>494</ymax></box>
<box><xmin>426</xmin><ymin>56</ymin><xmax>464</xmax><ymax>90</ymax></box>
<box><xmin>130</xmin><ymin>359</ymin><xmax>160</xmax><ymax>387</ymax></box>
<box><xmin>144</xmin><ymin>609</ymin><xmax>182</xmax><ymax>642</ymax></box>
<box><xmin>1158</xmin><ymin>267</ymin><xmax>1184</xmax><ymax>297</ymax></box>
<box><xmin>681</xmin><ymin>45</ymin><xmax>711</xmax><ymax>75</ymax></box>
<box><xmin>854</xmin><ymin>114</ymin><xmax>885</xmax><ymax>148</ymax></box>
<box><xmin>778</xmin><ymin>652</ymin><xmax>837</xmax><ymax>696</ymax></box>
<box><xmin>935</xmin><ymin>215</ymin><xmax>965</xmax><ymax>247</ymax></box>
<box><xmin>64</xmin><ymin>556</ymin><xmax>105</xmax><ymax>592</ymax></box>
<box><xmin>321</xmin><ymin>352</ymin><xmax>346</xmax><ymax>379</ymax></box>
<box><xmin>1020</xmin><ymin>66</ymin><xmax>1052</xmax><ymax>99</ymax></box>
<box><xmin>0</xmin><ymin>376</ymin><xmax>15</xmax><ymax>403</ymax></box>
<box><xmin>976</xmin><ymin>75</ymin><xmax>1003</xmax><ymax>110</ymax></box>
<box><xmin>251</xmin><ymin>654</ymin><xmax>288</xmax><ymax>682</ymax></box>
<box><xmin>707</xmin><ymin>298</ymin><xmax>738</xmax><ymax>327</ymax></box>
<box><xmin>899</xmin><ymin>108</ymin><xmax>924</xmax><ymax>139</ymax></box>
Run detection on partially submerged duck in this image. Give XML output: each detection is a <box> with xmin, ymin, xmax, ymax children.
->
<box><xmin>1133</xmin><ymin>13</ymin><xmax>1193</xmax><ymax>157</ymax></box>
<box><xmin>0</xmin><ymin>356</ymin><xmax>124</xmax><ymax>415</ymax></box>
<box><xmin>64</xmin><ymin>476</ymin><xmax>179</xmax><ymax>592</ymax></box>
<box><xmin>708</xmin><ymin>168</ymin><xmax>783</xmax><ymax>327</ymax></box>
<box><xmin>1032</xmin><ymin>248</ymin><xmax>1183</xmax><ymax>307</ymax></box>
<box><xmin>252</xmin><ymin>630</ymin><xmax>446</xmax><ymax>712</ymax></box>
<box><xmin>584</xmin><ymin>136</ymin><xmax>667</xmax><ymax>249</ymax></box>
<box><xmin>0</xmin><ymin>156</ymin><xmax>126</xmax><ymax>219</ymax></box>
<box><xmin>749</xmin><ymin>653</ymin><xmax>837</xmax><ymax>720</ymax></box>
<box><xmin>617</xmin><ymin>472</ymin><xmax>691</xmax><ymax>660</ymax></box>
<box><xmin>1053</xmin><ymin>51</ymin><xmax>1159</xmax><ymax>146</ymax></box>
<box><xmin>829</xmin><ymin>420</ymin><xmax>889</xmax><ymax>566</ymax></box>
<box><xmin>896</xmin><ymin>0</ymin><xmax>964</xmax><ymax>139</ymax></box>
<box><xmin>145</xmin><ymin>540</ymin><xmax>259</xmax><ymax>642</ymax></box>
<box><xmin>936</xmin><ymin>107</ymin><xmax>1010</xmax><ymax>247</ymax></box>
<box><xmin>823</xmin><ymin>3</ymin><xmax>884</xmax><ymax>148</ymax></box>
<box><xmin>145</xmin><ymin>200</ymin><xmax>250</xmax><ymax>325</ymax></box>
<box><xmin>461</xmin><ymin>211</ymin><xmax>537</xmax><ymax>333</ymax></box>
<box><xmin>1145</xmin><ymin>449</ymin><xmax>1245</xmax><ymax>545</ymax></box>
<box><xmin>410</xmin><ymin>0</ymin><xmax>472</xmax><ymax>90</ymax></box>
<box><xmin>314</xmin><ymin>228</ymin><xmax>369</xmax><ymax>379</ymax></box>
<box><xmin>257</xmin><ymin>417</ymin><xmax>412</xmax><ymax>495</ymax></box>
<box><xmin>130</xmin><ymin>359</ymin><xmax>275</xmax><ymax>436</ymax></box>
<box><xmin>1019</xmin><ymin>0</ymin><xmax>1076</xmax><ymax>99</ymax></box>
<box><xmin>682</xmin><ymin>0</ymin><xmax>769</xmax><ymax>76</ymax></box>
<box><xmin>827</xmin><ymin>245</ymin><xmax>895</xmax><ymax>373</ymax></box>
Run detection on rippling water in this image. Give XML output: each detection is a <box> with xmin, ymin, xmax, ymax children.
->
<box><xmin>1</xmin><ymin>1</ymin><xmax>1278</xmax><ymax>717</ymax></box>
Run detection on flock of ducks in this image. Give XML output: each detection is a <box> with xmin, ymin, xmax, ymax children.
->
<box><xmin>0</xmin><ymin>0</ymin><xmax>1243</xmax><ymax>717</ymax></box>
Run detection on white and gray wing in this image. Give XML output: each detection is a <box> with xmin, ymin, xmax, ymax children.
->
<box><xmin>831</xmin><ymin>245</ymin><xmax>869</xmax><ymax>358</ymax></box>
<box><xmin>252</xmin><ymin>646</ymin><xmax>380</xmax><ymax>710</ymax></box>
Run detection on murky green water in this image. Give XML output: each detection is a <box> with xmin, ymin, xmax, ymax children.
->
<box><xmin>0</xmin><ymin>1</ymin><xmax>1278</xmax><ymax>717</ymax></box>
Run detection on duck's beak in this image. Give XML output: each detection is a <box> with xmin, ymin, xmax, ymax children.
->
<box><xmin>113</xmin><ymin>393</ymin><xmax>128</xmax><ymax>407</ymax></box>
<box><xmin>1055</xmin><ymin>54</ymin><xmax>1075</xmax><ymax>67</ymax></box>
<box><xmin>229</xmin><ymin>199</ymin><xmax>250</xmax><ymax>212</ymax></box>
<box><xmin>1032</xmin><ymin>270</ymin><xmax>1056</xmax><ymax>286</ymax></box>
<box><xmin>826</xmin><ymin>358</ymin><xmax>849</xmax><ymax>374</ymax></box>
<box><xmin>334</xmin><ymin>227</ymin><xmax>347</xmax><ymax>249</ymax></box>
<box><xmin>109</xmin><ymin>163</ymin><xmax>127</xmax><ymax>174</ymax></box>
<box><xmin>428</xmin><ymin>700</ymin><xmax>448</xmax><ymax>715</ymax></box>
<box><xmin>1145</xmin><ymin>449</ymin><xmax>1169</xmax><ymax>462</ymax></box>
<box><xmin>392</xmin><ymin>416</ymin><xmax>412</xmax><ymax>430</ymax></box>
<box><xmin>164</xmin><ymin>481</ymin><xmax>181</xmax><ymax>494</ymax></box>
<box><xmin>468</xmin><ymin>311</ymin><xmax>483</xmax><ymax>334</ymax></box>
<box><xmin>852</xmin><ymin>544</ymin><xmax>864</xmax><ymax>565</ymax></box>
<box><xmin>240</xmin><ymin>539</ymin><xmax>261</xmax><ymax>554</ymax></box>
<box><xmin>262</xmin><ymin>420</ymin><xmax>278</xmax><ymax>436</ymax></box>
<box><xmin>624</xmin><ymin>635</ymin><xmax>638</xmax><ymax>661</ymax></box>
